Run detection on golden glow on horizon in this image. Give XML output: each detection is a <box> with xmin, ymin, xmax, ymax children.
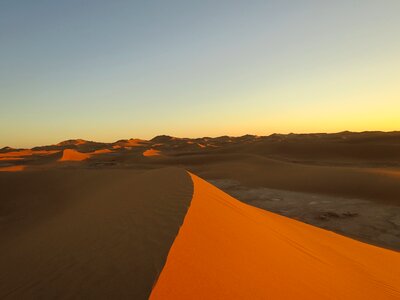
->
<box><xmin>1</xmin><ymin>2</ymin><xmax>400</xmax><ymax>148</ymax></box>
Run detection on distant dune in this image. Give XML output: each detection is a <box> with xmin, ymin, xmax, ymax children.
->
<box><xmin>59</xmin><ymin>149</ymin><xmax>91</xmax><ymax>161</ymax></box>
<box><xmin>57</xmin><ymin>139</ymin><xmax>89</xmax><ymax>146</ymax></box>
<box><xmin>0</xmin><ymin>149</ymin><xmax>58</xmax><ymax>159</ymax></box>
<box><xmin>113</xmin><ymin>138</ymin><xmax>147</xmax><ymax>149</ymax></box>
<box><xmin>92</xmin><ymin>148</ymin><xmax>113</xmax><ymax>155</ymax></box>
<box><xmin>143</xmin><ymin>148</ymin><xmax>161</xmax><ymax>157</ymax></box>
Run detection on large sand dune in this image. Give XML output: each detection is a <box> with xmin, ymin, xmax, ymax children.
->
<box><xmin>59</xmin><ymin>149</ymin><xmax>91</xmax><ymax>161</ymax></box>
<box><xmin>151</xmin><ymin>173</ymin><xmax>400</xmax><ymax>299</ymax></box>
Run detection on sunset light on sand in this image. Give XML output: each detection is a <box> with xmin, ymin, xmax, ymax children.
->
<box><xmin>1</xmin><ymin>1</ymin><xmax>399</xmax><ymax>299</ymax></box>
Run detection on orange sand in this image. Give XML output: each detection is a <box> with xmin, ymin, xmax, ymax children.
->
<box><xmin>150</xmin><ymin>173</ymin><xmax>400</xmax><ymax>299</ymax></box>
<box><xmin>0</xmin><ymin>165</ymin><xmax>25</xmax><ymax>172</ymax></box>
<box><xmin>59</xmin><ymin>149</ymin><xmax>90</xmax><ymax>161</ymax></box>
<box><xmin>92</xmin><ymin>149</ymin><xmax>113</xmax><ymax>155</ymax></box>
<box><xmin>143</xmin><ymin>149</ymin><xmax>161</xmax><ymax>157</ymax></box>
<box><xmin>113</xmin><ymin>139</ymin><xmax>145</xmax><ymax>149</ymax></box>
<box><xmin>0</xmin><ymin>150</ymin><xmax>58</xmax><ymax>159</ymax></box>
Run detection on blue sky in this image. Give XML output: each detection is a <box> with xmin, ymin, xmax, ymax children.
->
<box><xmin>1</xmin><ymin>1</ymin><xmax>399</xmax><ymax>147</ymax></box>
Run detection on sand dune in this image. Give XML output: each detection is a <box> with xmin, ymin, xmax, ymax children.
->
<box><xmin>92</xmin><ymin>148</ymin><xmax>113</xmax><ymax>155</ymax></box>
<box><xmin>57</xmin><ymin>139</ymin><xmax>89</xmax><ymax>146</ymax></box>
<box><xmin>151</xmin><ymin>173</ymin><xmax>400</xmax><ymax>299</ymax></box>
<box><xmin>143</xmin><ymin>149</ymin><xmax>161</xmax><ymax>157</ymax></box>
<box><xmin>59</xmin><ymin>149</ymin><xmax>91</xmax><ymax>161</ymax></box>
<box><xmin>113</xmin><ymin>138</ymin><xmax>146</xmax><ymax>148</ymax></box>
<box><xmin>0</xmin><ymin>149</ymin><xmax>58</xmax><ymax>158</ymax></box>
<box><xmin>0</xmin><ymin>168</ymin><xmax>193</xmax><ymax>299</ymax></box>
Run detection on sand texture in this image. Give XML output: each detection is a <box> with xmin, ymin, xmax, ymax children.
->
<box><xmin>0</xmin><ymin>168</ymin><xmax>193</xmax><ymax>299</ymax></box>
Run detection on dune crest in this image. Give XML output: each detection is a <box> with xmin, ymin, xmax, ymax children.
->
<box><xmin>59</xmin><ymin>149</ymin><xmax>90</xmax><ymax>161</ymax></box>
<box><xmin>150</xmin><ymin>173</ymin><xmax>400</xmax><ymax>299</ymax></box>
<box><xmin>57</xmin><ymin>139</ymin><xmax>88</xmax><ymax>146</ymax></box>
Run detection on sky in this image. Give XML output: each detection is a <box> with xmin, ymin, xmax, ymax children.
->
<box><xmin>1</xmin><ymin>1</ymin><xmax>399</xmax><ymax>148</ymax></box>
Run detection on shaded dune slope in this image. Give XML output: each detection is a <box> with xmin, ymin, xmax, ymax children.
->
<box><xmin>151</xmin><ymin>173</ymin><xmax>400</xmax><ymax>299</ymax></box>
<box><xmin>0</xmin><ymin>168</ymin><xmax>193</xmax><ymax>299</ymax></box>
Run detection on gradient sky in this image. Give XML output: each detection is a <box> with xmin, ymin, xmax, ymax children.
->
<box><xmin>1</xmin><ymin>1</ymin><xmax>400</xmax><ymax>147</ymax></box>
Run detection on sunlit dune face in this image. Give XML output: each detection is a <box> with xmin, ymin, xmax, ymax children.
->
<box><xmin>92</xmin><ymin>149</ymin><xmax>112</xmax><ymax>155</ymax></box>
<box><xmin>0</xmin><ymin>150</ymin><xmax>58</xmax><ymax>159</ymax></box>
<box><xmin>143</xmin><ymin>149</ymin><xmax>161</xmax><ymax>157</ymax></box>
<box><xmin>0</xmin><ymin>150</ymin><xmax>59</xmax><ymax>166</ymax></box>
<box><xmin>59</xmin><ymin>149</ymin><xmax>90</xmax><ymax>161</ymax></box>
<box><xmin>0</xmin><ymin>150</ymin><xmax>33</xmax><ymax>158</ymax></box>
<box><xmin>0</xmin><ymin>165</ymin><xmax>25</xmax><ymax>172</ymax></box>
<box><xmin>126</xmin><ymin>139</ymin><xmax>145</xmax><ymax>146</ymax></box>
<box><xmin>150</xmin><ymin>173</ymin><xmax>400</xmax><ymax>299</ymax></box>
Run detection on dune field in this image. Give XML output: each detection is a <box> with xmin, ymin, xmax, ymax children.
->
<box><xmin>2</xmin><ymin>132</ymin><xmax>399</xmax><ymax>248</ymax></box>
<box><xmin>0</xmin><ymin>131</ymin><xmax>400</xmax><ymax>298</ymax></box>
